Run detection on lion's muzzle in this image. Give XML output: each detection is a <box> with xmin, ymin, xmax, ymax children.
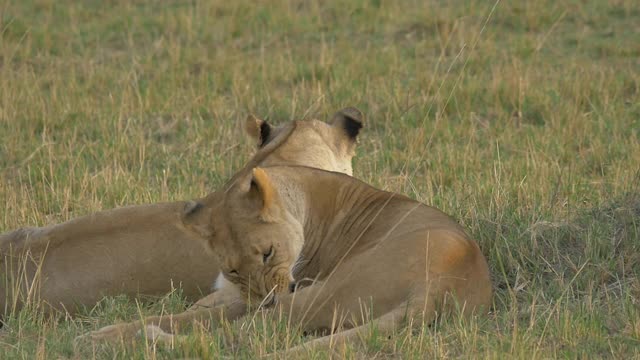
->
<box><xmin>268</xmin><ymin>267</ymin><xmax>293</xmax><ymax>295</ymax></box>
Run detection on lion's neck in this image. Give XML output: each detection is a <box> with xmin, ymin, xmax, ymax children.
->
<box><xmin>270</xmin><ymin>167</ymin><xmax>408</xmax><ymax>281</ymax></box>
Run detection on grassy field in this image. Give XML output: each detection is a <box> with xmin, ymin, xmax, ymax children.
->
<box><xmin>1</xmin><ymin>0</ymin><xmax>639</xmax><ymax>358</ymax></box>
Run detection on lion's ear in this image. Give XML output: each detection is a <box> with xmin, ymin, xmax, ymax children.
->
<box><xmin>249</xmin><ymin>167</ymin><xmax>281</xmax><ymax>220</ymax></box>
<box><xmin>180</xmin><ymin>200</ymin><xmax>215</xmax><ymax>248</ymax></box>
<box><xmin>245</xmin><ymin>114</ymin><xmax>272</xmax><ymax>147</ymax></box>
<box><xmin>331</xmin><ymin>107</ymin><xmax>364</xmax><ymax>141</ymax></box>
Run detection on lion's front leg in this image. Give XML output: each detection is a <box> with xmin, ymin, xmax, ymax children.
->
<box><xmin>269</xmin><ymin>281</ymin><xmax>336</xmax><ymax>332</ymax></box>
<box><xmin>79</xmin><ymin>318</ymin><xmax>147</xmax><ymax>343</ymax></box>
<box><xmin>80</xmin><ymin>299</ymin><xmax>247</xmax><ymax>344</ymax></box>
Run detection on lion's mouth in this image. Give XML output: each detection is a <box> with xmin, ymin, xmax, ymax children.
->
<box><xmin>262</xmin><ymin>293</ymin><xmax>276</xmax><ymax>308</ymax></box>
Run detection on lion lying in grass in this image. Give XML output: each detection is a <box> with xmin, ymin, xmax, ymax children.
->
<box><xmin>85</xmin><ymin>163</ymin><xmax>492</xmax><ymax>357</ymax></box>
<box><xmin>0</xmin><ymin>108</ymin><xmax>364</xmax><ymax>316</ymax></box>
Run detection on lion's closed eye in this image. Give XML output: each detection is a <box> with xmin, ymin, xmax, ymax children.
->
<box><xmin>263</xmin><ymin>245</ymin><xmax>274</xmax><ymax>264</ymax></box>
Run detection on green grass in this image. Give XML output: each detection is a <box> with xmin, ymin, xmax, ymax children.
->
<box><xmin>1</xmin><ymin>0</ymin><xmax>639</xmax><ymax>358</ymax></box>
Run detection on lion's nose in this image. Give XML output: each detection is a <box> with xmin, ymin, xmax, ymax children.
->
<box><xmin>288</xmin><ymin>281</ymin><xmax>297</xmax><ymax>293</ymax></box>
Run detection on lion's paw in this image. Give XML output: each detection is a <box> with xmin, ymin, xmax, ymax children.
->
<box><xmin>139</xmin><ymin>325</ymin><xmax>175</xmax><ymax>344</ymax></box>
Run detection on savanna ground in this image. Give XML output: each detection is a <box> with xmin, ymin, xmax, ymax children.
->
<box><xmin>1</xmin><ymin>0</ymin><xmax>639</xmax><ymax>358</ymax></box>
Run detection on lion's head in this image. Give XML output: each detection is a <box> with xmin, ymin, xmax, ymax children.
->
<box><xmin>180</xmin><ymin>107</ymin><xmax>364</xmax><ymax>304</ymax></box>
<box><xmin>244</xmin><ymin>107</ymin><xmax>363</xmax><ymax>175</ymax></box>
<box><xmin>183</xmin><ymin>167</ymin><xmax>302</xmax><ymax>305</ymax></box>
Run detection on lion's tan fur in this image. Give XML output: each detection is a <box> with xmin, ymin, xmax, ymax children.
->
<box><xmin>85</xmin><ymin>165</ymin><xmax>491</xmax><ymax>357</ymax></box>
<box><xmin>0</xmin><ymin>108</ymin><xmax>364</xmax><ymax>315</ymax></box>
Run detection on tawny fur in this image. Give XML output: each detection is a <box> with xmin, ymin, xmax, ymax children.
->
<box><xmin>84</xmin><ymin>165</ymin><xmax>492</xmax><ymax>357</ymax></box>
<box><xmin>0</xmin><ymin>108</ymin><xmax>364</xmax><ymax>315</ymax></box>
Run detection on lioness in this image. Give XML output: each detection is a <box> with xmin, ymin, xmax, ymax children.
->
<box><xmin>0</xmin><ymin>107</ymin><xmax>364</xmax><ymax>316</ymax></box>
<box><xmin>86</xmin><ymin>164</ymin><xmax>492</xmax><ymax>357</ymax></box>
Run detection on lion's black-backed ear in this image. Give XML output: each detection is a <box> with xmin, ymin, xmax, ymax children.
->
<box><xmin>245</xmin><ymin>114</ymin><xmax>272</xmax><ymax>147</ymax></box>
<box><xmin>331</xmin><ymin>107</ymin><xmax>364</xmax><ymax>141</ymax></box>
<box><xmin>181</xmin><ymin>200</ymin><xmax>215</xmax><ymax>246</ymax></box>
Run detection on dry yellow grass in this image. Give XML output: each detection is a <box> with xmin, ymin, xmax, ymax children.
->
<box><xmin>1</xmin><ymin>0</ymin><xmax>639</xmax><ymax>358</ymax></box>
